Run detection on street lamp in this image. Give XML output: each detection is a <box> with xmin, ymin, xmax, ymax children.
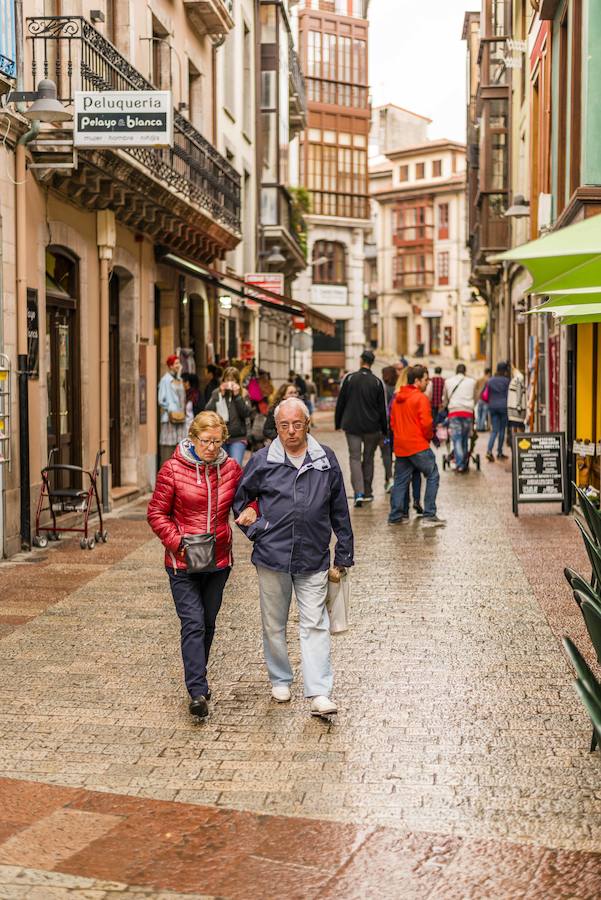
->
<box><xmin>7</xmin><ymin>79</ymin><xmax>71</xmax><ymax>123</ymax></box>
<box><xmin>505</xmin><ymin>194</ymin><xmax>530</xmax><ymax>218</ymax></box>
<box><xmin>265</xmin><ymin>245</ymin><xmax>286</xmax><ymax>268</ymax></box>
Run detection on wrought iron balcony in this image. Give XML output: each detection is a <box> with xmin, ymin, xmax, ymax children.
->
<box><xmin>26</xmin><ymin>16</ymin><xmax>241</xmax><ymax>237</ymax></box>
<box><xmin>0</xmin><ymin>0</ymin><xmax>16</xmax><ymax>89</ymax></box>
<box><xmin>289</xmin><ymin>45</ymin><xmax>307</xmax><ymax>132</ymax></box>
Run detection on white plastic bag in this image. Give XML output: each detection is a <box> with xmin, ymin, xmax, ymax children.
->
<box><xmin>216</xmin><ymin>395</ymin><xmax>229</xmax><ymax>423</ymax></box>
<box><xmin>326</xmin><ymin>572</ymin><xmax>350</xmax><ymax>634</ymax></box>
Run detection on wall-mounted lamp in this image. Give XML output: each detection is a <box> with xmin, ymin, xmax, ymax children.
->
<box><xmin>90</xmin><ymin>10</ymin><xmax>105</xmax><ymax>23</ymax></box>
<box><xmin>7</xmin><ymin>79</ymin><xmax>71</xmax><ymax>123</ymax></box>
<box><xmin>505</xmin><ymin>194</ymin><xmax>530</xmax><ymax>218</ymax></box>
<box><xmin>219</xmin><ymin>295</ymin><xmax>232</xmax><ymax>310</ymax></box>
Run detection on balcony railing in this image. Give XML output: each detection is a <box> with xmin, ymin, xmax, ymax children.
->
<box><xmin>289</xmin><ymin>45</ymin><xmax>307</xmax><ymax>128</ymax></box>
<box><xmin>393</xmin><ymin>271</ymin><xmax>435</xmax><ymax>291</ymax></box>
<box><xmin>26</xmin><ymin>16</ymin><xmax>240</xmax><ymax>233</ymax></box>
<box><xmin>394</xmin><ymin>224</ymin><xmax>434</xmax><ymax>245</ymax></box>
<box><xmin>0</xmin><ymin>0</ymin><xmax>16</xmax><ymax>81</ymax></box>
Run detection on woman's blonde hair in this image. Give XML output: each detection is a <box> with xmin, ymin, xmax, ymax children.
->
<box><xmin>189</xmin><ymin>410</ymin><xmax>229</xmax><ymax>442</ymax></box>
<box><xmin>395</xmin><ymin>366</ymin><xmax>410</xmax><ymax>391</ymax></box>
<box><xmin>222</xmin><ymin>366</ymin><xmax>241</xmax><ymax>384</ymax></box>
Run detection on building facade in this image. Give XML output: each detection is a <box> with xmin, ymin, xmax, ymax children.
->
<box><xmin>370</xmin><ymin>131</ymin><xmax>479</xmax><ymax>364</ymax></box>
<box><xmin>0</xmin><ymin>0</ymin><xmax>325</xmax><ymax>557</ymax></box>
<box><xmin>292</xmin><ymin>0</ymin><xmax>371</xmax><ymax>393</ymax></box>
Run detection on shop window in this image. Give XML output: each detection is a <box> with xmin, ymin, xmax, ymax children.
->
<box><xmin>313</xmin><ymin>319</ymin><xmax>345</xmax><ymax>353</ymax></box>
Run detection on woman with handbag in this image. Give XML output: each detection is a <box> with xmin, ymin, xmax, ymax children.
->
<box><xmin>158</xmin><ymin>354</ymin><xmax>187</xmax><ymax>465</ymax></box>
<box><xmin>147</xmin><ymin>410</ymin><xmax>257</xmax><ymax>718</ymax></box>
<box><xmin>205</xmin><ymin>366</ymin><xmax>252</xmax><ymax>465</ymax></box>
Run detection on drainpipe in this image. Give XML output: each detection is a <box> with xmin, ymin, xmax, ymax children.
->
<box><xmin>503</xmin><ymin>261</ymin><xmax>511</xmax><ymax>364</ymax></box>
<box><xmin>97</xmin><ymin>211</ymin><xmax>115</xmax><ymax>511</ymax></box>
<box><xmin>15</xmin><ymin>0</ymin><xmax>41</xmax><ymax>548</ymax></box>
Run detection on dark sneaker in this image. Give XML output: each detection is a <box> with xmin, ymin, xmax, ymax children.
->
<box><xmin>388</xmin><ymin>516</ymin><xmax>409</xmax><ymax>525</ymax></box>
<box><xmin>421</xmin><ymin>515</ymin><xmax>446</xmax><ymax>528</ymax></box>
<box><xmin>486</xmin><ymin>452</ymin><xmax>495</xmax><ymax>462</ymax></box>
<box><xmin>413</xmin><ymin>502</ymin><xmax>424</xmax><ymax>515</ymax></box>
<box><xmin>354</xmin><ymin>493</ymin><xmax>364</xmax><ymax>508</ymax></box>
<box><xmin>189</xmin><ymin>696</ymin><xmax>209</xmax><ymax>718</ymax></box>
<box><xmin>497</xmin><ymin>453</ymin><xmax>509</xmax><ymax>460</ymax></box>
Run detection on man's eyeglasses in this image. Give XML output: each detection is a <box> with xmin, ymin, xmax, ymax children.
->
<box><xmin>277</xmin><ymin>422</ymin><xmax>305</xmax><ymax>432</ymax></box>
<box><xmin>197</xmin><ymin>438</ymin><xmax>223</xmax><ymax>447</ymax></box>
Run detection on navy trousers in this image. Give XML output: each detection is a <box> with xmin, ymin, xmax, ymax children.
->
<box><xmin>167</xmin><ymin>567</ymin><xmax>231</xmax><ymax>698</ymax></box>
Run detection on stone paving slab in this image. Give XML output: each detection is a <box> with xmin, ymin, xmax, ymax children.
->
<box><xmin>1</xmin><ymin>422</ymin><xmax>601</xmax><ymax>896</ymax></box>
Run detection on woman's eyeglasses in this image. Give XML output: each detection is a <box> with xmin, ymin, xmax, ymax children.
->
<box><xmin>197</xmin><ymin>438</ymin><xmax>223</xmax><ymax>447</ymax></box>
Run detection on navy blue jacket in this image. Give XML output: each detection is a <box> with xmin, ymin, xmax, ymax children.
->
<box><xmin>487</xmin><ymin>375</ymin><xmax>510</xmax><ymax>412</ymax></box>
<box><xmin>233</xmin><ymin>435</ymin><xmax>354</xmax><ymax>574</ymax></box>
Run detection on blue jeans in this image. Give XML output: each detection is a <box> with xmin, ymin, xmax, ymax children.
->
<box><xmin>256</xmin><ymin>566</ymin><xmax>332</xmax><ymax>698</ymax></box>
<box><xmin>168</xmin><ymin>567</ymin><xmax>231</xmax><ymax>698</ymax></box>
<box><xmin>224</xmin><ymin>440</ymin><xmax>246</xmax><ymax>465</ymax></box>
<box><xmin>487</xmin><ymin>410</ymin><xmax>508</xmax><ymax>455</ymax></box>
<box><xmin>449</xmin><ymin>417</ymin><xmax>472</xmax><ymax>470</ymax></box>
<box><xmin>476</xmin><ymin>400</ymin><xmax>489</xmax><ymax>431</ymax></box>
<box><xmin>389</xmin><ymin>449</ymin><xmax>440</xmax><ymax>521</ymax></box>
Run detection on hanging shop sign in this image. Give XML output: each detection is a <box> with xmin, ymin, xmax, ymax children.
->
<box><xmin>26</xmin><ymin>288</ymin><xmax>39</xmax><ymax>378</ymax></box>
<box><xmin>244</xmin><ymin>273</ymin><xmax>285</xmax><ymax>310</ymax></box>
<box><xmin>74</xmin><ymin>91</ymin><xmax>173</xmax><ymax>148</ymax></box>
<box><xmin>512</xmin><ymin>432</ymin><xmax>568</xmax><ymax>516</ymax></box>
<box><xmin>0</xmin><ymin>353</ymin><xmax>11</xmax><ymax>466</ymax></box>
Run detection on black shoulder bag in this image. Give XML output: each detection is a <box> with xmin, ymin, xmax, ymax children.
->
<box><xmin>181</xmin><ymin>470</ymin><xmax>219</xmax><ymax>574</ymax></box>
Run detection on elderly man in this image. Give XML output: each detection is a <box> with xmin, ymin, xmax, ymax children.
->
<box><xmin>233</xmin><ymin>397</ymin><xmax>353</xmax><ymax>717</ymax></box>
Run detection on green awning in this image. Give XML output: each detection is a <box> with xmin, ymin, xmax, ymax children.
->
<box><xmin>489</xmin><ymin>213</ymin><xmax>601</xmax><ymax>294</ymax></box>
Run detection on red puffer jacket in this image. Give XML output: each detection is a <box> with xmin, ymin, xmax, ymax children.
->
<box><xmin>147</xmin><ymin>441</ymin><xmax>243</xmax><ymax>571</ymax></box>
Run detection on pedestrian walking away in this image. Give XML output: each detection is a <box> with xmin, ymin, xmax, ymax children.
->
<box><xmin>507</xmin><ymin>366</ymin><xmax>527</xmax><ymax>441</ymax></box>
<box><xmin>233</xmin><ymin>397</ymin><xmax>354</xmax><ymax>718</ymax></box>
<box><xmin>389</xmin><ymin>365</ymin><xmax>445</xmax><ymax>528</ymax></box>
<box><xmin>335</xmin><ymin>349</ymin><xmax>388</xmax><ymax>507</ymax></box>
<box><xmin>475</xmin><ymin>368</ymin><xmax>491</xmax><ymax>431</ymax></box>
<box><xmin>147</xmin><ymin>411</ymin><xmax>255</xmax><ymax>719</ymax></box>
<box><xmin>380</xmin><ymin>366</ymin><xmax>398</xmax><ymax>493</ymax></box>
<box><xmin>206</xmin><ymin>366</ymin><xmax>252</xmax><ymax>465</ymax></box>
<box><xmin>158</xmin><ymin>354</ymin><xmax>187</xmax><ymax>466</ymax></box>
<box><xmin>443</xmin><ymin>364</ymin><xmax>476</xmax><ymax>473</ymax></box>
<box><xmin>429</xmin><ymin>366</ymin><xmax>446</xmax><ymax>424</ymax></box>
<box><xmin>485</xmin><ymin>362</ymin><xmax>510</xmax><ymax>461</ymax></box>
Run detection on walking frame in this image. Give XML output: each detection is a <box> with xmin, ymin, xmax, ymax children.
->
<box><xmin>33</xmin><ymin>448</ymin><xmax>108</xmax><ymax>550</ymax></box>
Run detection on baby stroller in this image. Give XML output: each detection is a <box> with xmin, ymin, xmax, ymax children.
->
<box><xmin>33</xmin><ymin>448</ymin><xmax>108</xmax><ymax>549</ymax></box>
<box><xmin>441</xmin><ymin>419</ymin><xmax>481</xmax><ymax>472</ymax></box>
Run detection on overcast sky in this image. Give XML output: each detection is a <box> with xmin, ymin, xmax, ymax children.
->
<box><xmin>369</xmin><ymin>0</ymin><xmax>480</xmax><ymax>144</ymax></box>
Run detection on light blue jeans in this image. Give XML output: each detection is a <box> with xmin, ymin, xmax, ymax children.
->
<box><xmin>256</xmin><ymin>567</ymin><xmax>332</xmax><ymax>698</ymax></box>
<box><xmin>224</xmin><ymin>440</ymin><xmax>246</xmax><ymax>465</ymax></box>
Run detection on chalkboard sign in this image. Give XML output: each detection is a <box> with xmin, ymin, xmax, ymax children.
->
<box><xmin>512</xmin><ymin>432</ymin><xmax>568</xmax><ymax>516</ymax></box>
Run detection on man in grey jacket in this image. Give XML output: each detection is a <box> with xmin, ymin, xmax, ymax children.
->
<box><xmin>234</xmin><ymin>397</ymin><xmax>353</xmax><ymax>717</ymax></box>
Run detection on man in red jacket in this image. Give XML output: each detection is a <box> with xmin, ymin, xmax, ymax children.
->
<box><xmin>389</xmin><ymin>365</ymin><xmax>445</xmax><ymax>528</ymax></box>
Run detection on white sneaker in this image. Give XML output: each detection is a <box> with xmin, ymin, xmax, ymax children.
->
<box><xmin>271</xmin><ymin>685</ymin><xmax>291</xmax><ymax>702</ymax></box>
<box><xmin>310</xmin><ymin>696</ymin><xmax>337</xmax><ymax>717</ymax></box>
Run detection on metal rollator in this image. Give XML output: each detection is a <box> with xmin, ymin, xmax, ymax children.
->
<box><xmin>33</xmin><ymin>448</ymin><xmax>108</xmax><ymax>550</ymax></box>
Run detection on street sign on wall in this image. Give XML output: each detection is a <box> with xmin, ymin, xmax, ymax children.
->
<box><xmin>311</xmin><ymin>285</ymin><xmax>348</xmax><ymax>306</ymax></box>
<box><xmin>512</xmin><ymin>432</ymin><xmax>568</xmax><ymax>516</ymax></box>
<box><xmin>74</xmin><ymin>91</ymin><xmax>173</xmax><ymax>147</ymax></box>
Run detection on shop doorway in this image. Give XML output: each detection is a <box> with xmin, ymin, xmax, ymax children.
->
<box><xmin>428</xmin><ymin>317</ymin><xmax>441</xmax><ymax>355</ymax></box>
<box><xmin>45</xmin><ymin>249</ymin><xmax>81</xmax><ymax>485</ymax></box>
<box><xmin>395</xmin><ymin>317</ymin><xmax>408</xmax><ymax>356</ymax></box>
<box><xmin>109</xmin><ymin>274</ymin><xmax>121</xmax><ymax>487</ymax></box>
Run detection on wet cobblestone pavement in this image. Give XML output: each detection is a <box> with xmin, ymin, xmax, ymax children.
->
<box><xmin>0</xmin><ymin>418</ymin><xmax>600</xmax><ymax>898</ymax></box>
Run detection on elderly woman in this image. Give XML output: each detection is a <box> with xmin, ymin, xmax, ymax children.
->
<box><xmin>147</xmin><ymin>411</ymin><xmax>256</xmax><ymax>718</ymax></box>
<box><xmin>206</xmin><ymin>366</ymin><xmax>252</xmax><ymax>465</ymax></box>
<box><xmin>263</xmin><ymin>382</ymin><xmax>299</xmax><ymax>441</ymax></box>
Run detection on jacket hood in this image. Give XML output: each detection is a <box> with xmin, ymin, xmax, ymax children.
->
<box><xmin>176</xmin><ymin>439</ymin><xmax>228</xmax><ymax>468</ymax></box>
<box><xmin>395</xmin><ymin>385</ymin><xmax>418</xmax><ymax>404</ymax></box>
<box><xmin>267</xmin><ymin>434</ymin><xmax>329</xmax><ymax>468</ymax></box>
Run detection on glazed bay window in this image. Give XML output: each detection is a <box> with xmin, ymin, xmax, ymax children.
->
<box><xmin>305</xmin><ymin>129</ymin><xmax>368</xmax><ymax>218</ymax></box>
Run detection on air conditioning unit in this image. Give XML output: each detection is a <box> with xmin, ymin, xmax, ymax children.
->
<box><xmin>538</xmin><ymin>193</ymin><xmax>552</xmax><ymax>231</ymax></box>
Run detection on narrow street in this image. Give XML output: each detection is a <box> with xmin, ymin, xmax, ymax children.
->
<box><xmin>0</xmin><ymin>419</ymin><xmax>599</xmax><ymax>898</ymax></box>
